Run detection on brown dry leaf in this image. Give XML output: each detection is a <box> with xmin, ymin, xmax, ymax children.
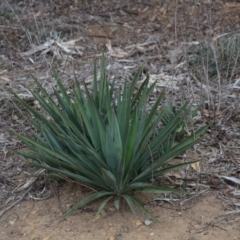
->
<box><xmin>136</xmin><ymin>219</ymin><xmax>142</xmax><ymax>226</ymax></box>
<box><xmin>0</xmin><ymin>76</ymin><xmax>10</xmax><ymax>82</ymax></box>
<box><xmin>191</xmin><ymin>161</ymin><xmax>200</xmax><ymax>171</ymax></box>
<box><xmin>42</xmin><ymin>237</ymin><xmax>51</xmax><ymax>240</ymax></box>
<box><xmin>106</xmin><ymin>40</ymin><xmax>129</xmax><ymax>58</ymax></box>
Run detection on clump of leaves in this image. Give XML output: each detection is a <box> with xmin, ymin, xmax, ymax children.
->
<box><xmin>11</xmin><ymin>57</ymin><xmax>208</xmax><ymax>221</ymax></box>
<box><xmin>187</xmin><ymin>34</ymin><xmax>240</xmax><ymax>81</ymax></box>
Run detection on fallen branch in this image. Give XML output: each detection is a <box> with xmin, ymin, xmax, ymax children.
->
<box><xmin>0</xmin><ymin>186</ymin><xmax>32</xmax><ymax>218</ymax></box>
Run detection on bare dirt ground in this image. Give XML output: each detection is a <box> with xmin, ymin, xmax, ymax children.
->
<box><xmin>1</xmin><ymin>0</ymin><xmax>240</xmax><ymax>239</ymax></box>
<box><xmin>1</xmin><ymin>189</ymin><xmax>240</xmax><ymax>240</ymax></box>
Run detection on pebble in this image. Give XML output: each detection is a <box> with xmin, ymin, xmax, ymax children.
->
<box><xmin>144</xmin><ymin>219</ymin><xmax>152</xmax><ymax>226</ymax></box>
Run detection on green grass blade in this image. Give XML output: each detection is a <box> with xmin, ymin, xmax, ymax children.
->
<box><xmin>117</xmin><ymin>80</ymin><xmax>131</xmax><ymax>141</ymax></box>
<box><xmin>131</xmin><ymin>196</ymin><xmax>158</xmax><ymax>222</ymax></box>
<box><xmin>125</xmin><ymin>110</ymin><xmax>138</xmax><ymax>167</ymax></box>
<box><xmin>111</xmin><ymin>113</ymin><xmax>122</xmax><ymax>159</ymax></box>
<box><xmin>94</xmin><ymin>196</ymin><xmax>113</xmax><ymax>220</ymax></box>
<box><xmin>63</xmin><ymin>191</ymin><xmax>114</xmax><ymax>217</ymax></box>
<box><xmin>131</xmin><ymin>75</ymin><xmax>149</xmax><ymax>110</ymax></box>
<box><xmin>101</xmin><ymin>168</ymin><xmax>118</xmax><ymax>191</ymax></box>
<box><xmin>114</xmin><ymin>199</ymin><xmax>120</xmax><ymax>211</ymax></box>
<box><xmin>133</xmin><ymin>138</ymin><xmax>202</xmax><ymax>183</ymax></box>
<box><xmin>93</xmin><ymin>59</ymin><xmax>98</xmax><ymax>102</ymax></box>
<box><xmin>122</xmin><ymin>195</ymin><xmax>137</xmax><ymax>216</ymax></box>
<box><xmin>29</xmin><ymin>162</ymin><xmax>102</xmax><ymax>188</ymax></box>
<box><xmin>143</xmin><ymin>91</ymin><xmax>165</xmax><ymax>133</ymax></box>
<box><xmin>10</xmin><ymin>90</ymin><xmax>51</xmax><ymax>124</ymax></box>
<box><xmin>168</xmin><ymin>125</ymin><xmax>210</xmax><ymax>152</ymax></box>
<box><xmin>105</xmin><ymin>127</ymin><xmax>118</xmax><ymax>171</ymax></box>
<box><xmin>152</xmin><ymin>160</ymin><xmax>200</xmax><ymax>178</ymax></box>
<box><xmin>137</xmin><ymin>186</ymin><xmax>183</xmax><ymax>194</ymax></box>
<box><xmin>52</xmin><ymin>69</ymin><xmax>71</xmax><ymax>106</ymax></box>
<box><xmin>137</xmin><ymin>103</ymin><xmax>191</xmax><ymax>165</ymax></box>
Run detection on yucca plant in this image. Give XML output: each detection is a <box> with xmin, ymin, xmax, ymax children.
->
<box><xmin>11</xmin><ymin>57</ymin><xmax>208</xmax><ymax>221</ymax></box>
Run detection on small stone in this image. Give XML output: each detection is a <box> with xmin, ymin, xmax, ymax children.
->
<box><xmin>188</xmin><ymin>237</ymin><xmax>197</xmax><ymax>240</ymax></box>
<box><xmin>144</xmin><ymin>219</ymin><xmax>152</xmax><ymax>226</ymax></box>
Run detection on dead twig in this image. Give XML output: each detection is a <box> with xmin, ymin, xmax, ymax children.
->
<box><xmin>0</xmin><ymin>186</ymin><xmax>32</xmax><ymax>218</ymax></box>
<box><xmin>180</xmin><ymin>187</ymin><xmax>210</xmax><ymax>206</ymax></box>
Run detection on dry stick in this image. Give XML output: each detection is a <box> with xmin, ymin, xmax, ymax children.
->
<box><xmin>210</xmin><ymin>41</ymin><xmax>222</xmax><ymax>111</ymax></box>
<box><xmin>229</xmin><ymin>39</ymin><xmax>240</xmax><ymax>84</ymax></box>
<box><xmin>30</xmin><ymin>3</ymin><xmax>41</xmax><ymax>46</ymax></box>
<box><xmin>168</xmin><ymin>0</ymin><xmax>179</xmax><ymax>105</ymax></box>
<box><xmin>4</xmin><ymin>0</ymin><xmax>33</xmax><ymax>45</ymax></box>
<box><xmin>203</xmin><ymin>2</ymin><xmax>214</xmax><ymax>110</ymax></box>
<box><xmin>180</xmin><ymin>187</ymin><xmax>210</xmax><ymax>207</ymax></box>
<box><xmin>0</xmin><ymin>186</ymin><xmax>33</xmax><ymax>218</ymax></box>
<box><xmin>201</xmin><ymin>44</ymin><xmax>211</xmax><ymax>108</ymax></box>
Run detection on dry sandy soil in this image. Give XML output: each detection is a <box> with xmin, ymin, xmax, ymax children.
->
<box><xmin>1</xmin><ymin>187</ymin><xmax>240</xmax><ymax>240</ymax></box>
<box><xmin>1</xmin><ymin>0</ymin><xmax>240</xmax><ymax>239</ymax></box>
